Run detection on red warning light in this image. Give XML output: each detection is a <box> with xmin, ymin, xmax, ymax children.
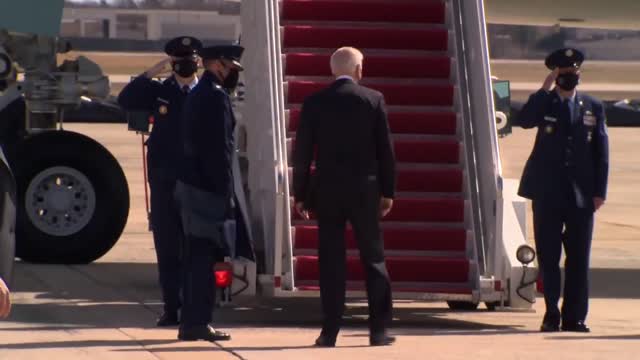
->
<box><xmin>214</xmin><ymin>262</ymin><xmax>233</xmax><ymax>288</ymax></box>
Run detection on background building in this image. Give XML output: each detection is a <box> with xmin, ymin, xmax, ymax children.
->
<box><xmin>61</xmin><ymin>0</ymin><xmax>640</xmax><ymax>60</ymax></box>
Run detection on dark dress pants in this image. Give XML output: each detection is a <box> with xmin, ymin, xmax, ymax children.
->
<box><xmin>533</xmin><ymin>187</ymin><xmax>594</xmax><ymax>324</ymax></box>
<box><xmin>315</xmin><ymin>179</ymin><xmax>392</xmax><ymax>335</ymax></box>
<box><xmin>149</xmin><ymin>170</ymin><xmax>183</xmax><ymax>315</ymax></box>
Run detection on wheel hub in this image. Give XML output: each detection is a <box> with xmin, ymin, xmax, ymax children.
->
<box><xmin>26</xmin><ymin>166</ymin><xmax>96</xmax><ymax>237</ymax></box>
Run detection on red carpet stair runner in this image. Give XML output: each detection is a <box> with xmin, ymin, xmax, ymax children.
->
<box><xmin>281</xmin><ymin>0</ymin><xmax>475</xmax><ymax>296</ymax></box>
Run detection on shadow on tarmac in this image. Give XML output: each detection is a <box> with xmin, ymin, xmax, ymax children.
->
<box><xmin>3</xmin><ymin>261</ymin><xmax>640</xmax><ymax>351</ymax></box>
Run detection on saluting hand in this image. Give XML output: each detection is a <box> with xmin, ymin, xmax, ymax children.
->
<box><xmin>380</xmin><ymin>197</ymin><xmax>393</xmax><ymax>218</ymax></box>
<box><xmin>0</xmin><ymin>277</ymin><xmax>10</xmax><ymax>319</ymax></box>
<box><xmin>594</xmin><ymin>197</ymin><xmax>605</xmax><ymax>211</ymax></box>
<box><xmin>144</xmin><ymin>58</ymin><xmax>172</xmax><ymax>79</ymax></box>
<box><xmin>542</xmin><ymin>68</ymin><xmax>560</xmax><ymax>92</ymax></box>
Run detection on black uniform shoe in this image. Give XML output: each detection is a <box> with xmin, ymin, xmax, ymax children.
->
<box><xmin>156</xmin><ymin>312</ymin><xmax>179</xmax><ymax>327</ymax></box>
<box><xmin>561</xmin><ymin>322</ymin><xmax>590</xmax><ymax>333</ymax></box>
<box><xmin>540</xmin><ymin>321</ymin><xmax>560</xmax><ymax>332</ymax></box>
<box><xmin>314</xmin><ymin>334</ymin><xmax>337</xmax><ymax>347</ymax></box>
<box><xmin>370</xmin><ymin>332</ymin><xmax>396</xmax><ymax>346</ymax></box>
<box><xmin>540</xmin><ymin>312</ymin><xmax>560</xmax><ymax>332</ymax></box>
<box><xmin>178</xmin><ymin>325</ymin><xmax>231</xmax><ymax>342</ymax></box>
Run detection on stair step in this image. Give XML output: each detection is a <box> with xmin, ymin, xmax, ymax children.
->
<box><xmin>288</xmin><ymin>137</ymin><xmax>460</xmax><ymax>164</ymax></box>
<box><xmin>283</xmin><ymin>48</ymin><xmax>452</xmax><ymax>59</ymax></box>
<box><xmin>288</xmin><ymin>167</ymin><xmax>463</xmax><ymax>193</ymax></box>
<box><xmin>386</xmin><ymin>198</ymin><xmax>464</xmax><ymax>222</ymax></box>
<box><xmin>293</xmin><ymin>225</ymin><xmax>467</xmax><ymax>252</ymax></box>
<box><xmin>296</xmin><ymin>284</ymin><xmax>473</xmax><ymax>295</ymax></box>
<box><xmin>281</xmin><ymin>0</ymin><xmax>446</xmax><ymax>25</ymax></box>
<box><xmin>394</xmin><ymin>139</ymin><xmax>460</xmax><ymax>164</ymax></box>
<box><xmin>295</xmin><ymin>248</ymin><xmax>465</xmax><ymax>258</ymax></box>
<box><xmin>292</xmin><ymin>197</ymin><xmax>465</xmax><ymax>223</ymax></box>
<box><xmin>293</xmin><ymin>220</ymin><xmax>466</xmax><ymax>229</ymax></box>
<box><xmin>288</xmin><ymin>104</ymin><xmax>455</xmax><ymax>113</ymax></box>
<box><xmin>282</xmin><ymin>26</ymin><xmax>449</xmax><ymax>52</ymax></box>
<box><xmin>284</xmin><ymin>53</ymin><xmax>451</xmax><ymax>79</ymax></box>
<box><xmin>286</xmin><ymin>81</ymin><xmax>454</xmax><ymax>107</ymax></box>
<box><xmin>294</xmin><ymin>255</ymin><xmax>470</xmax><ymax>283</ymax></box>
<box><xmin>397</xmin><ymin>167</ymin><xmax>463</xmax><ymax>192</ymax></box>
<box><xmin>287</xmin><ymin>108</ymin><xmax>457</xmax><ymax>135</ymax></box>
<box><xmin>289</xmin><ymin>133</ymin><xmax>457</xmax><ymax>143</ymax></box>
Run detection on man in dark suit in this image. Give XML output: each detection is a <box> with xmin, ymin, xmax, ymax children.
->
<box><xmin>174</xmin><ymin>45</ymin><xmax>245</xmax><ymax>342</ymax></box>
<box><xmin>118</xmin><ymin>36</ymin><xmax>202</xmax><ymax>327</ymax></box>
<box><xmin>293</xmin><ymin>46</ymin><xmax>396</xmax><ymax>347</ymax></box>
<box><xmin>518</xmin><ymin>48</ymin><xmax>609</xmax><ymax>333</ymax></box>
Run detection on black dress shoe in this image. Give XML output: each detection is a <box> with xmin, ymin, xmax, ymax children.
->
<box><xmin>178</xmin><ymin>325</ymin><xmax>231</xmax><ymax>342</ymax></box>
<box><xmin>314</xmin><ymin>334</ymin><xmax>336</xmax><ymax>347</ymax></box>
<box><xmin>540</xmin><ymin>321</ymin><xmax>560</xmax><ymax>332</ymax></box>
<box><xmin>156</xmin><ymin>312</ymin><xmax>179</xmax><ymax>327</ymax></box>
<box><xmin>370</xmin><ymin>332</ymin><xmax>396</xmax><ymax>346</ymax></box>
<box><xmin>561</xmin><ymin>322</ymin><xmax>590</xmax><ymax>333</ymax></box>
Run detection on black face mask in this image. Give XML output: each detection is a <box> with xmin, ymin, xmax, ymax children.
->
<box><xmin>223</xmin><ymin>68</ymin><xmax>240</xmax><ymax>92</ymax></box>
<box><xmin>172</xmin><ymin>59</ymin><xmax>198</xmax><ymax>78</ymax></box>
<box><xmin>556</xmin><ymin>72</ymin><xmax>580</xmax><ymax>91</ymax></box>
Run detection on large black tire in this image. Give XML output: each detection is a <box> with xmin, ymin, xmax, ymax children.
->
<box><xmin>447</xmin><ymin>301</ymin><xmax>480</xmax><ymax>311</ymax></box>
<box><xmin>14</xmin><ymin>131</ymin><xmax>129</xmax><ymax>264</ymax></box>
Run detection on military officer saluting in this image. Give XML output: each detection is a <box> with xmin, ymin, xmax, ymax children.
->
<box><xmin>174</xmin><ymin>45</ymin><xmax>244</xmax><ymax>342</ymax></box>
<box><xmin>118</xmin><ymin>36</ymin><xmax>203</xmax><ymax>327</ymax></box>
<box><xmin>518</xmin><ymin>48</ymin><xmax>609</xmax><ymax>333</ymax></box>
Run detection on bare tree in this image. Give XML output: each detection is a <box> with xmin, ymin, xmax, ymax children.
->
<box><xmin>112</xmin><ymin>0</ymin><xmax>138</xmax><ymax>8</ymax></box>
<box><xmin>179</xmin><ymin>0</ymin><xmax>208</xmax><ymax>10</ymax></box>
<box><xmin>140</xmin><ymin>0</ymin><xmax>165</xmax><ymax>8</ymax></box>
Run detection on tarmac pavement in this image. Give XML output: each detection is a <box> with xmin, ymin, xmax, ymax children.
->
<box><xmin>1</xmin><ymin>125</ymin><xmax>639</xmax><ymax>360</ymax></box>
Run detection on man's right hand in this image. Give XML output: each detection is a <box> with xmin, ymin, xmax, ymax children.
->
<box><xmin>0</xmin><ymin>277</ymin><xmax>10</xmax><ymax>319</ymax></box>
<box><xmin>295</xmin><ymin>202</ymin><xmax>309</xmax><ymax>220</ymax></box>
<box><xmin>380</xmin><ymin>197</ymin><xmax>393</xmax><ymax>218</ymax></box>
<box><xmin>542</xmin><ymin>68</ymin><xmax>560</xmax><ymax>92</ymax></box>
<box><xmin>144</xmin><ymin>58</ymin><xmax>172</xmax><ymax>79</ymax></box>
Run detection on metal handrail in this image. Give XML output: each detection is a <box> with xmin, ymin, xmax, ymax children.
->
<box><xmin>451</xmin><ymin>0</ymin><xmax>486</xmax><ymax>278</ymax></box>
<box><xmin>451</xmin><ymin>0</ymin><xmax>504</xmax><ymax>277</ymax></box>
<box><xmin>266</xmin><ymin>0</ymin><xmax>294</xmax><ymax>290</ymax></box>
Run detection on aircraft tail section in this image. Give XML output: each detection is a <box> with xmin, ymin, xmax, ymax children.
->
<box><xmin>0</xmin><ymin>0</ymin><xmax>64</xmax><ymax>37</ymax></box>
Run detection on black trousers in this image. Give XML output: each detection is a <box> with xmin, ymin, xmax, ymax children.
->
<box><xmin>315</xmin><ymin>180</ymin><xmax>392</xmax><ymax>335</ymax></box>
<box><xmin>149</xmin><ymin>171</ymin><xmax>183</xmax><ymax>314</ymax></box>
<box><xmin>533</xmin><ymin>192</ymin><xmax>594</xmax><ymax>324</ymax></box>
<box><xmin>180</xmin><ymin>234</ymin><xmax>216</xmax><ymax>327</ymax></box>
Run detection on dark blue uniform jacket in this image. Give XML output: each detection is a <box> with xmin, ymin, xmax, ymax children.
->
<box><xmin>518</xmin><ymin>89</ymin><xmax>609</xmax><ymax>207</ymax></box>
<box><xmin>118</xmin><ymin>75</ymin><xmax>189</xmax><ymax>180</ymax></box>
<box><xmin>178</xmin><ymin>71</ymin><xmax>234</xmax><ymax>199</ymax></box>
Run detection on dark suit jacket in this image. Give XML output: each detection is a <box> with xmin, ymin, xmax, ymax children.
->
<box><xmin>293</xmin><ymin>78</ymin><xmax>396</xmax><ymax>208</ymax></box>
<box><xmin>518</xmin><ymin>89</ymin><xmax>609</xmax><ymax>207</ymax></box>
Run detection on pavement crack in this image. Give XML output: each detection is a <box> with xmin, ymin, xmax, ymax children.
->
<box><xmin>116</xmin><ymin>328</ymin><xmax>163</xmax><ymax>360</ymax></box>
<box><xmin>215</xmin><ymin>343</ymin><xmax>248</xmax><ymax>360</ymax></box>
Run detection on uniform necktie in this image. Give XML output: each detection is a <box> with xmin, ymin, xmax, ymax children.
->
<box><xmin>182</xmin><ymin>85</ymin><xmax>190</xmax><ymax>94</ymax></box>
<box><xmin>563</xmin><ymin>98</ymin><xmax>573</xmax><ymax>124</ymax></box>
